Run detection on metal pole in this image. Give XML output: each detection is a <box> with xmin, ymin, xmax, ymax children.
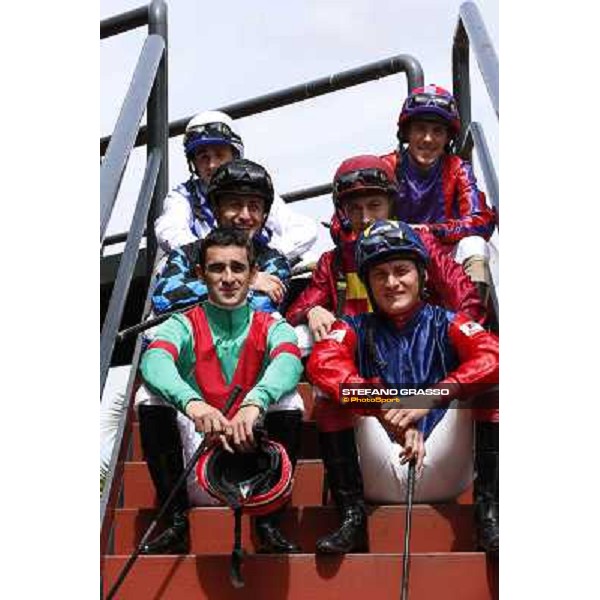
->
<box><xmin>100</xmin><ymin>34</ymin><xmax>165</xmax><ymax>245</ymax></box>
<box><xmin>459</xmin><ymin>2</ymin><xmax>499</xmax><ymax>117</ymax></box>
<box><xmin>452</xmin><ymin>18</ymin><xmax>471</xmax><ymax>156</ymax></box>
<box><xmin>146</xmin><ymin>0</ymin><xmax>169</xmax><ymax>278</ymax></box>
<box><xmin>100</xmin><ymin>150</ymin><xmax>162</xmax><ymax>393</ymax></box>
<box><xmin>100</xmin><ymin>5</ymin><xmax>148</xmax><ymax>39</ymax></box>
<box><xmin>101</xmin><ymin>53</ymin><xmax>424</xmax><ymax>154</ymax></box>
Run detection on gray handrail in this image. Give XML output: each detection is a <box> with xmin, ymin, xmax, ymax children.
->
<box><xmin>465</xmin><ymin>122</ymin><xmax>499</xmax><ymax>215</ymax></box>
<box><xmin>101</xmin><ymin>53</ymin><xmax>424</xmax><ymax>154</ymax></box>
<box><xmin>453</xmin><ymin>1</ymin><xmax>499</xmax><ymax>137</ymax></box>
<box><xmin>100</xmin><ymin>5</ymin><xmax>148</xmax><ymax>38</ymax></box>
<box><xmin>100</xmin><ymin>34</ymin><xmax>165</xmax><ymax>244</ymax></box>
<box><xmin>100</xmin><ymin>149</ymin><xmax>162</xmax><ymax>392</ymax></box>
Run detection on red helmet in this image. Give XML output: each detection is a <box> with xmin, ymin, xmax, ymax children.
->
<box><xmin>333</xmin><ymin>155</ymin><xmax>398</xmax><ymax>205</ymax></box>
<box><xmin>397</xmin><ymin>85</ymin><xmax>461</xmax><ymax>142</ymax></box>
<box><xmin>196</xmin><ymin>439</ymin><xmax>293</xmax><ymax>516</ymax></box>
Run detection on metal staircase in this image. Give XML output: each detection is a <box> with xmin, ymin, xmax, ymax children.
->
<box><xmin>100</xmin><ymin>2</ymin><xmax>499</xmax><ymax>598</ymax></box>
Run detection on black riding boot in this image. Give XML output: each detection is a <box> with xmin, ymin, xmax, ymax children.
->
<box><xmin>138</xmin><ymin>405</ymin><xmax>190</xmax><ymax>555</ymax></box>
<box><xmin>474</xmin><ymin>421</ymin><xmax>499</xmax><ymax>554</ymax></box>
<box><xmin>254</xmin><ymin>410</ymin><xmax>303</xmax><ymax>553</ymax></box>
<box><xmin>316</xmin><ymin>428</ymin><xmax>368</xmax><ymax>554</ymax></box>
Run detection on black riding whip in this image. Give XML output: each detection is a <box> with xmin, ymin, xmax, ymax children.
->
<box><xmin>105</xmin><ymin>385</ymin><xmax>243</xmax><ymax>600</ymax></box>
<box><xmin>400</xmin><ymin>459</ymin><xmax>417</xmax><ymax>600</ymax></box>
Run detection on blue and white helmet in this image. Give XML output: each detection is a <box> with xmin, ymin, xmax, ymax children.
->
<box><xmin>183</xmin><ymin>110</ymin><xmax>245</xmax><ymax>159</ymax></box>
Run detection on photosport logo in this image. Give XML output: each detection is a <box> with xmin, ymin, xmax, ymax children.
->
<box><xmin>339</xmin><ymin>385</ymin><xmax>450</xmax><ymax>409</ymax></box>
<box><xmin>338</xmin><ymin>383</ymin><xmax>499</xmax><ymax>410</ymax></box>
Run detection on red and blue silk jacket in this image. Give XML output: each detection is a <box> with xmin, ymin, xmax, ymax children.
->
<box><xmin>380</xmin><ymin>150</ymin><xmax>496</xmax><ymax>244</ymax></box>
<box><xmin>306</xmin><ymin>304</ymin><xmax>499</xmax><ymax>437</ymax></box>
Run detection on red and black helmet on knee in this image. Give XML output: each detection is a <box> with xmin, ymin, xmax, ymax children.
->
<box><xmin>397</xmin><ymin>85</ymin><xmax>461</xmax><ymax>143</ymax></box>
<box><xmin>196</xmin><ymin>438</ymin><xmax>293</xmax><ymax>516</ymax></box>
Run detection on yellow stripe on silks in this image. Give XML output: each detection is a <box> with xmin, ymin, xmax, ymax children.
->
<box><xmin>345</xmin><ymin>272</ymin><xmax>373</xmax><ymax>311</ymax></box>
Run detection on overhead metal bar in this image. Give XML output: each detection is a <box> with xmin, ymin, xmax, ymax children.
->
<box><xmin>100</xmin><ymin>34</ymin><xmax>165</xmax><ymax>245</ymax></box>
<box><xmin>101</xmin><ymin>53</ymin><xmax>424</xmax><ymax>154</ymax></box>
<box><xmin>100</xmin><ymin>5</ymin><xmax>148</xmax><ymax>39</ymax></box>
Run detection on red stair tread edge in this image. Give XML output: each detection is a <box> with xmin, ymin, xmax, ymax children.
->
<box><xmin>101</xmin><ymin>553</ymin><xmax>496</xmax><ymax>600</ymax></box>
<box><xmin>131</xmin><ymin>420</ymin><xmax>320</xmax><ymax>461</ymax></box>
<box><xmin>131</xmin><ymin>382</ymin><xmax>315</xmax><ymax>422</ymax></box>
<box><xmin>123</xmin><ymin>459</ymin><xmax>325</xmax><ymax>508</ymax></box>
<box><xmin>123</xmin><ymin>460</ymin><xmax>474</xmax><ymax>508</ymax></box>
<box><xmin>112</xmin><ymin>504</ymin><xmax>476</xmax><ymax>554</ymax></box>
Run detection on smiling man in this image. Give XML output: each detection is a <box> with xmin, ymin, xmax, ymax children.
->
<box><xmin>286</xmin><ymin>155</ymin><xmax>486</xmax><ymax>341</ymax></box>
<box><xmin>306</xmin><ymin>220</ymin><xmax>499</xmax><ymax>555</ymax></box>
<box><xmin>154</xmin><ymin>110</ymin><xmax>317</xmax><ymax>262</ymax></box>
<box><xmin>138</xmin><ymin>227</ymin><xmax>303</xmax><ymax>555</ymax></box>
<box><xmin>381</xmin><ymin>85</ymin><xmax>496</xmax><ymax>302</ymax></box>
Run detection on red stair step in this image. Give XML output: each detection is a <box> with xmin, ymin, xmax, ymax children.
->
<box><xmin>113</xmin><ymin>504</ymin><xmax>475</xmax><ymax>555</ymax></box>
<box><xmin>123</xmin><ymin>460</ymin><xmax>474</xmax><ymax>509</ymax></box>
<box><xmin>123</xmin><ymin>459</ymin><xmax>325</xmax><ymax>508</ymax></box>
<box><xmin>102</xmin><ymin>553</ymin><xmax>496</xmax><ymax>600</ymax></box>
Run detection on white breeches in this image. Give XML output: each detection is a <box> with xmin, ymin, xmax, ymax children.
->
<box><xmin>453</xmin><ymin>235</ymin><xmax>489</xmax><ymax>264</ymax></box>
<box><xmin>355</xmin><ymin>406</ymin><xmax>474</xmax><ymax>504</ymax></box>
<box><xmin>134</xmin><ymin>382</ymin><xmax>304</xmax><ymax>506</ymax></box>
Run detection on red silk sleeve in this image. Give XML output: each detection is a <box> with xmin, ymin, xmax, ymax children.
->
<box><xmin>438</xmin><ymin>312</ymin><xmax>499</xmax><ymax>396</ymax></box>
<box><xmin>419</xmin><ymin>229</ymin><xmax>487</xmax><ymax>324</ymax></box>
<box><xmin>306</xmin><ymin>321</ymin><xmax>380</xmax><ymax>404</ymax></box>
<box><xmin>285</xmin><ymin>250</ymin><xmax>338</xmax><ymax>325</ymax></box>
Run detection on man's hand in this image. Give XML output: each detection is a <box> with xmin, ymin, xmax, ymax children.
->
<box><xmin>185</xmin><ymin>400</ymin><xmax>231</xmax><ymax>436</ymax></box>
<box><xmin>380</xmin><ymin>407</ymin><xmax>431</xmax><ymax>436</ymax></box>
<box><xmin>251</xmin><ymin>272</ymin><xmax>285</xmax><ymax>304</ymax></box>
<box><xmin>227</xmin><ymin>405</ymin><xmax>262</xmax><ymax>453</ymax></box>
<box><xmin>307</xmin><ymin>306</ymin><xmax>336</xmax><ymax>341</ymax></box>
<box><xmin>398</xmin><ymin>426</ymin><xmax>426</xmax><ymax>473</ymax></box>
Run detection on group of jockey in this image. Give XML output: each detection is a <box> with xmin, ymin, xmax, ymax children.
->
<box><xmin>114</xmin><ymin>83</ymin><xmax>499</xmax><ymax>560</ymax></box>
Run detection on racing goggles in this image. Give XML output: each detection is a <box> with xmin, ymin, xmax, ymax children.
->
<box><xmin>212</xmin><ymin>161</ymin><xmax>266</xmax><ymax>187</ymax></box>
<box><xmin>187</xmin><ymin>121</ymin><xmax>237</xmax><ymax>141</ymax></box>
<box><xmin>334</xmin><ymin>168</ymin><xmax>392</xmax><ymax>196</ymax></box>
<box><xmin>406</xmin><ymin>93</ymin><xmax>456</xmax><ymax>113</ymax></box>
<box><xmin>361</xmin><ymin>226</ymin><xmax>412</xmax><ymax>257</ymax></box>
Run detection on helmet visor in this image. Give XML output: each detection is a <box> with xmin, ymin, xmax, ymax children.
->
<box><xmin>406</xmin><ymin>93</ymin><xmax>457</xmax><ymax>114</ymax></box>
<box><xmin>334</xmin><ymin>168</ymin><xmax>393</xmax><ymax>197</ymax></box>
<box><xmin>360</xmin><ymin>227</ymin><xmax>418</xmax><ymax>261</ymax></box>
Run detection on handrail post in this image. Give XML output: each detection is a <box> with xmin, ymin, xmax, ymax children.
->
<box><xmin>146</xmin><ymin>0</ymin><xmax>169</xmax><ymax>277</ymax></box>
<box><xmin>453</xmin><ymin>18</ymin><xmax>471</xmax><ymax>157</ymax></box>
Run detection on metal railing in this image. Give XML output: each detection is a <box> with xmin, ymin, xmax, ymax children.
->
<box><xmin>101</xmin><ymin>53</ymin><xmax>423</xmax><ymax>155</ymax></box>
<box><xmin>452</xmin><ymin>1</ymin><xmax>499</xmax><ymax>321</ymax></box>
<box><xmin>100</xmin><ymin>0</ymin><xmax>168</xmax><ymax>560</ymax></box>
<box><xmin>100</xmin><ymin>0</ymin><xmax>168</xmax><ymax>394</ymax></box>
<box><xmin>100</xmin><ymin>181</ymin><xmax>335</xmax><ymax>251</ymax></box>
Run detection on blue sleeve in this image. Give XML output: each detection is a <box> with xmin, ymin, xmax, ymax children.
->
<box><xmin>151</xmin><ymin>244</ymin><xmax>208</xmax><ymax>315</ymax></box>
<box><xmin>250</xmin><ymin>247</ymin><xmax>292</xmax><ymax>313</ymax></box>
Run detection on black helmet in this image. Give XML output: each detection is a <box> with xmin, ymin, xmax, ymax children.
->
<box><xmin>207</xmin><ymin>158</ymin><xmax>275</xmax><ymax>217</ymax></box>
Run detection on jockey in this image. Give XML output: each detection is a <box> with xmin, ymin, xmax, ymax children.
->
<box><xmin>307</xmin><ymin>220</ymin><xmax>499</xmax><ymax>555</ymax></box>
<box><xmin>380</xmin><ymin>85</ymin><xmax>496</xmax><ymax>302</ymax></box>
<box><xmin>155</xmin><ymin>110</ymin><xmax>317</xmax><ymax>263</ymax></box>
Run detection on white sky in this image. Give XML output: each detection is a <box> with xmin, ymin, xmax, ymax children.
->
<box><xmin>101</xmin><ymin>0</ymin><xmax>499</xmax><ymax>259</ymax></box>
